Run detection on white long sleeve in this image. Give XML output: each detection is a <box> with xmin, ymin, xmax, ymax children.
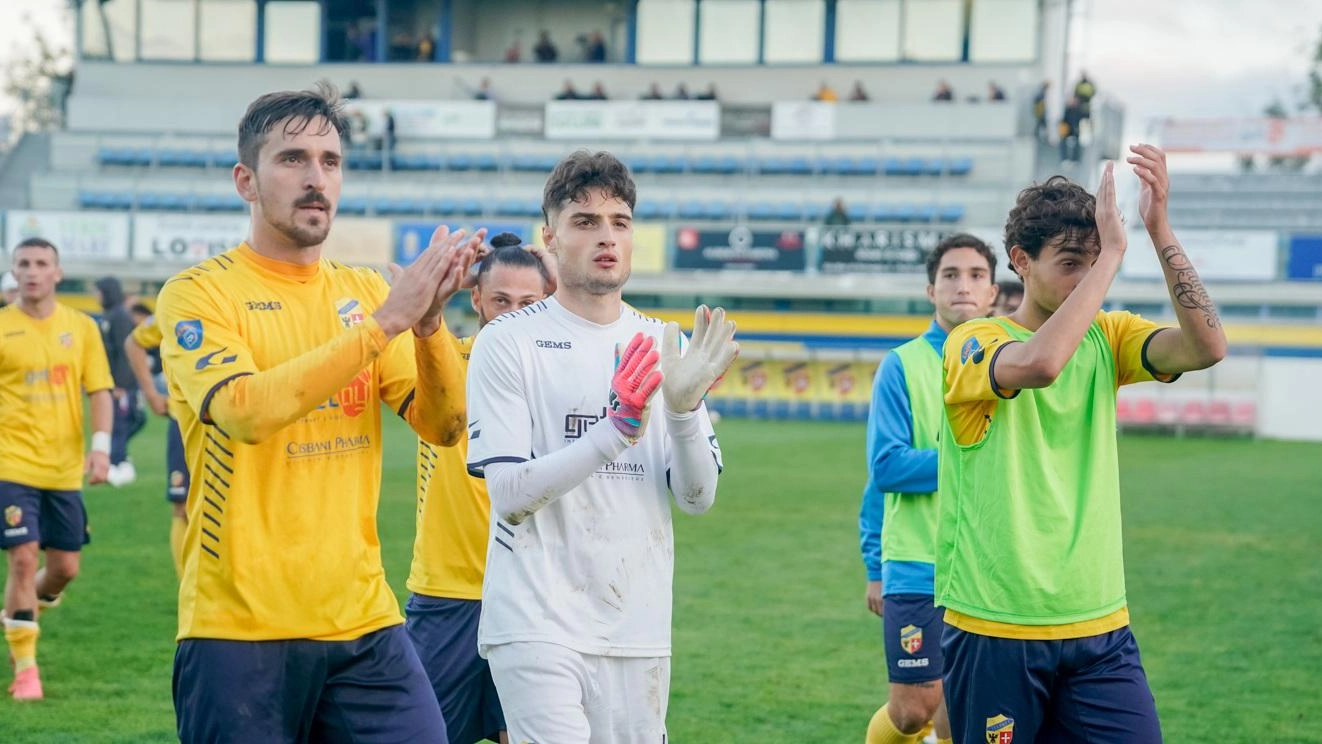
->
<box><xmin>664</xmin><ymin>407</ymin><xmax>719</xmax><ymax>515</ymax></box>
<box><xmin>484</xmin><ymin>419</ymin><xmax>630</xmax><ymax>525</ymax></box>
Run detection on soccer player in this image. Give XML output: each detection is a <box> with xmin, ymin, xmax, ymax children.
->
<box><xmin>992</xmin><ymin>279</ymin><xmax>1023</xmax><ymax>316</ymax></box>
<box><xmin>123</xmin><ymin>311</ymin><xmax>190</xmax><ymax>576</ymax></box>
<box><xmin>938</xmin><ymin>148</ymin><xmax>1227</xmax><ymax>742</ymax></box>
<box><xmin>93</xmin><ymin>276</ymin><xmax>146</xmax><ymax>487</ymax></box>
<box><xmin>465</xmin><ymin>150</ymin><xmax>738</xmax><ymax>742</ymax></box>
<box><xmin>154</xmin><ymin>83</ymin><xmax>482</xmax><ymax>743</ymax></box>
<box><xmin>0</xmin><ymin>237</ymin><xmax>114</xmax><ymax>701</ymax></box>
<box><xmin>860</xmin><ymin>234</ymin><xmax>999</xmax><ymax>744</ymax></box>
<box><xmin>406</xmin><ymin>232</ymin><xmax>554</xmax><ymax>744</ymax></box>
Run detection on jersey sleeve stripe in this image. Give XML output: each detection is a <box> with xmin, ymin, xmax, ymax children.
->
<box><xmin>198</xmin><ymin>372</ymin><xmax>253</xmax><ymax>426</ymax></box>
<box><xmin>395</xmin><ymin>389</ymin><xmax>416</xmax><ymax>417</ymax></box>
<box><xmin>494</xmin><ymin>537</ymin><xmax>514</xmax><ymax>552</ymax></box>
<box><xmin>466</xmin><ymin>455</ymin><xmax>529</xmax><ymax>478</ymax></box>
<box><xmin>1139</xmin><ymin>328</ymin><xmax>1182</xmax><ymax>384</ymax></box>
<box><xmin>988</xmin><ymin>341</ymin><xmax>1023</xmax><ymax>400</ymax></box>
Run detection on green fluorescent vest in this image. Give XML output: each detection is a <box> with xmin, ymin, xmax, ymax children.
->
<box><xmin>881</xmin><ymin>337</ymin><xmax>942</xmax><ymax>565</ymax></box>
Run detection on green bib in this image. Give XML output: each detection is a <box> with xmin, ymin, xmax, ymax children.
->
<box><xmin>880</xmin><ymin>337</ymin><xmax>942</xmax><ymax>564</ymax></box>
<box><xmin>937</xmin><ymin>318</ymin><xmax>1127</xmax><ymax>625</ymax></box>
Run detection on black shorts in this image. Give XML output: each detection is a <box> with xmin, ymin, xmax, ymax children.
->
<box><xmin>0</xmin><ymin>480</ymin><xmax>90</xmax><ymax>551</ymax></box>
<box><xmin>406</xmin><ymin>593</ymin><xmax>505</xmax><ymax>743</ymax></box>
<box><xmin>882</xmin><ymin>593</ymin><xmax>944</xmax><ymax>684</ymax></box>
<box><xmin>166</xmin><ymin>417</ymin><xmax>189</xmax><ymax>503</ymax></box>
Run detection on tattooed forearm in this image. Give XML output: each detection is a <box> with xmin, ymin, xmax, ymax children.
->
<box><xmin>1160</xmin><ymin>244</ymin><xmax>1221</xmax><ymax>328</ymax></box>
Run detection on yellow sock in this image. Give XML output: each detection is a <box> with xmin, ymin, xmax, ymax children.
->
<box><xmin>170</xmin><ymin>515</ymin><xmax>187</xmax><ymax>578</ymax></box>
<box><xmin>866</xmin><ymin>705</ymin><xmax>923</xmax><ymax>744</ymax></box>
<box><xmin>4</xmin><ymin>618</ymin><xmax>40</xmax><ymax>673</ymax></box>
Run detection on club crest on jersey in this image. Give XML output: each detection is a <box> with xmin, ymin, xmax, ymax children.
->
<box><xmin>336</xmin><ymin>298</ymin><xmax>365</xmax><ymax>328</ymax></box>
<box><xmin>961</xmin><ymin>336</ymin><xmax>986</xmax><ymax>365</ymax></box>
<box><xmin>4</xmin><ymin>506</ymin><xmax>21</xmax><ymax>527</ymax></box>
<box><xmin>58</xmin><ymin>332</ymin><xmax>73</xmax><ymax>348</ymax></box>
<box><xmin>175</xmin><ymin>320</ymin><xmax>204</xmax><ymax>351</ymax></box>
<box><xmin>900</xmin><ymin>624</ymin><xmax>923</xmax><ymax>654</ymax></box>
<box><xmin>170</xmin><ymin>471</ymin><xmax>186</xmax><ymax>488</ymax></box>
<box><xmin>985</xmin><ymin>714</ymin><xmax>1014</xmax><ymax>744</ymax></box>
<box><xmin>337</xmin><ymin>369</ymin><xmax>372</xmax><ymax>417</ymax></box>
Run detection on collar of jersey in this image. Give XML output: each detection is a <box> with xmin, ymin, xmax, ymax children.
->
<box><xmin>237</xmin><ymin>242</ymin><xmax>321</xmax><ymax>283</ymax></box>
<box><xmin>548</xmin><ymin>295</ymin><xmax>627</xmax><ymax>329</ymax></box>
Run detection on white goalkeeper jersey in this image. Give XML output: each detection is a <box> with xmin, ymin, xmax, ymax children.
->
<box><xmin>466</xmin><ymin>296</ymin><xmax>720</xmax><ymax>657</ymax></box>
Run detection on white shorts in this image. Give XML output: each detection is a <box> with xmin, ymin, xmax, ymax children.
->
<box><xmin>487</xmin><ymin>642</ymin><xmax>670</xmax><ymax>744</ymax></box>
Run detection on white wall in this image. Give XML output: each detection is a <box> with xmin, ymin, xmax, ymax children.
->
<box><xmin>1258</xmin><ymin>357</ymin><xmax>1322</xmax><ymax>441</ymax></box>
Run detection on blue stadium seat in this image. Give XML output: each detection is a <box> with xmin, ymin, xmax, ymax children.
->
<box><xmin>846</xmin><ymin>203</ymin><xmax>869</xmax><ymax>223</ymax></box>
<box><xmin>760</xmin><ymin>157</ymin><xmax>791</xmax><ymax>175</ymax></box>
<box><xmin>938</xmin><ymin>204</ymin><xmax>966</xmax><ymax>223</ymax></box>
<box><xmin>497</xmin><ymin>197</ymin><xmax>524</xmax><ymax>216</ymax></box>
<box><xmin>338</xmin><ymin>197</ymin><xmax>369</xmax><ymax>215</ymax></box>
<box><xmin>883</xmin><ymin>157</ymin><xmax>906</xmax><ymax>176</ymax></box>
<box><xmin>457</xmin><ymin>198</ymin><xmax>483</xmax><ymax>216</ymax></box>
<box><xmin>803</xmin><ymin>202</ymin><xmax>827</xmax><ymax>221</ymax></box>
<box><xmin>892</xmin><ymin>204</ymin><xmax>917</xmax><ymax>222</ymax></box>
<box><xmin>159</xmin><ymin>193</ymin><xmax>192</xmax><ymax>211</ymax></box>
<box><xmin>748</xmin><ymin>202</ymin><xmax>776</xmax><ymax>221</ymax></box>
<box><xmin>703</xmin><ymin>201</ymin><xmax>730</xmax><ymax>220</ymax></box>
<box><xmin>775</xmin><ymin>202</ymin><xmax>802</xmax><ymax>221</ymax></box>
<box><xmin>850</xmin><ymin>156</ymin><xmax>880</xmax><ymax>176</ymax></box>
<box><xmin>787</xmin><ymin>157</ymin><xmax>813</xmax><ymax>175</ymax></box>
<box><xmin>390</xmin><ymin>153</ymin><xmax>418</xmax><ymax>171</ymax></box>
<box><xmin>651</xmin><ymin>155</ymin><xmax>684</xmax><ymax>174</ymax></box>
<box><xmin>715</xmin><ymin>155</ymin><xmax>743</xmax><ymax>174</ymax></box>
<box><xmin>156</xmin><ymin>149</ymin><xmax>186</xmax><ymax>167</ymax></box>
<box><xmin>948</xmin><ymin>156</ymin><xmax>974</xmax><ymax>176</ymax></box>
<box><xmin>96</xmin><ymin>147</ymin><xmax>121</xmax><ymax>166</ymax></box>
<box><xmin>678</xmin><ymin>200</ymin><xmax>706</xmax><ymax>220</ymax></box>
<box><xmin>474</xmin><ymin>153</ymin><xmax>500</xmax><ymax>172</ymax></box>
<box><xmin>428</xmin><ymin>196</ymin><xmax>457</xmax><ymax>215</ymax></box>
<box><xmin>137</xmin><ymin>193</ymin><xmax>163</xmax><ymax>210</ymax></box>
<box><xmin>211</xmin><ymin>150</ymin><xmax>238</xmax><ymax>168</ymax></box>
<box><xmin>447</xmin><ymin>153</ymin><xmax>474</xmax><ymax>171</ymax></box>
<box><xmin>348</xmin><ymin>151</ymin><xmax>383</xmax><ymax>170</ymax></box>
<box><xmin>914</xmin><ymin>204</ymin><xmax>938</xmax><ymax>222</ymax></box>
<box><xmin>372</xmin><ymin>197</ymin><xmax>401</xmax><ymax>215</ymax></box>
<box><xmin>870</xmin><ymin>204</ymin><xmax>894</xmax><ymax>222</ymax></box>
<box><xmin>922</xmin><ymin>158</ymin><xmax>947</xmax><ymax>177</ymax></box>
<box><xmin>691</xmin><ymin>155</ymin><xmax>719</xmax><ymax>174</ymax></box>
<box><xmin>634</xmin><ymin>201</ymin><xmax>659</xmax><ymax>220</ymax></box>
<box><xmin>130</xmin><ymin>148</ymin><xmax>155</xmax><ymax>166</ymax></box>
<box><xmin>902</xmin><ymin>158</ymin><xmax>926</xmax><ymax>176</ymax></box>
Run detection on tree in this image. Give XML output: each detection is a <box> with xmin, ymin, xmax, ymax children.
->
<box><xmin>2</xmin><ymin>22</ymin><xmax>74</xmax><ymax>148</ymax></box>
<box><xmin>1306</xmin><ymin>23</ymin><xmax>1322</xmax><ymax>115</ymax></box>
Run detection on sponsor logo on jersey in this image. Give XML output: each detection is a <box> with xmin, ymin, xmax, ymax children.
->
<box><xmin>175</xmin><ymin>320</ymin><xmax>204</xmax><ymax>350</ymax></box>
<box><xmin>285</xmin><ymin>434</ymin><xmax>373</xmax><ymax>459</ymax></box>
<box><xmin>195</xmin><ymin>347</ymin><xmax>239</xmax><ymax>371</ymax></box>
<box><xmin>961</xmin><ymin>336</ymin><xmax>986</xmax><ymax>365</ymax></box>
<box><xmin>24</xmin><ymin>364</ymin><xmax>70</xmax><ymax>386</ymax></box>
<box><xmin>535</xmin><ymin>339</ymin><xmax>573</xmax><ymax>350</ymax></box>
<box><xmin>564</xmin><ymin>407</ymin><xmax>609</xmax><ymax>440</ymax></box>
<box><xmin>336</xmin><ymin>298</ymin><xmax>365</xmax><ymax>329</ymax></box>
<box><xmin>245</xmin><ymin>300</ymin><xmax>283</xmax><ymax>311</ymax></box>
<box><xmin>900</xmin><ymin>624</ymin><xmax>923</xmax><ymax>654</ymax></box>
<box><xmin>310</xmin><ymin>369</ymin><xmax>373</xmax><ymax>418</ymax></box>
<box><xmin>4</xmin><ymin>506</ymin><xmax>22</xmax><ymax>527</ymax></box>
<box><xmin>58</xmin><ymin>332</ymin><xmax>73</xmax><ymax>348</ymax></box>
<box><xmin>985</xmin><ymin>714</ymin><xmax>1014</xmax><ymax>744</ymax></box>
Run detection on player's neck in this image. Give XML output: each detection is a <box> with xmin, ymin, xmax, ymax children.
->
<box><xmin>17</xmin><ymin>296</ymin><xmax>56</xmax><ymax>320</ymax></box>
<box><xmin>248</xmin><ymin>224</ymin><xmax>324</xmax><ymax>266</ymax></box>
<box><xmin>1010</xmin><ymin>302</ymin><xmax>1049</xmax><ymax>331</ymax></box>
<box><xmin>554</xmin><ymin>288</ymin><xmax>622</xmax><ymax>325</ymax></box>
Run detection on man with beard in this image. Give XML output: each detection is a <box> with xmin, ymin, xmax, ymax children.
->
<box><xmin>154</xmin><ymin>82</ymin><xmax>482</xmax><ymax>743</ymax></box>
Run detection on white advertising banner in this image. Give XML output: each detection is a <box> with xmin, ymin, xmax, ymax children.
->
<box><xmin>3</xmin><ymin>210</ymin><xmax>130</xmax><ymax>260</ymax></box>
<box><xmin>1156</xmin><ymin>117</ymin><xmax>1322</xmax><ymax>155</ymax></box>
<box><xmin>770</xmin><ymin>102</ymin><xmax>838</xmax><ymax>141</ymax></box>
<box><xmin>132</xmin><ymin>213</ymin><xmax>250</xmax><ymax>262</ymax></box>
<box><xmin>544</xmin><ymin>101</ymin><xmax>720</xmax><ymax>141</ymax></box>
<box><xmin>343</xmin><ymin>100</ymin><xmax>497</xmax><ymax>140</ymax></box>
<box><xmin>1120</xmin><ymin>229</ymin><xmax>1278</xmax><ymax>281</ymax></box>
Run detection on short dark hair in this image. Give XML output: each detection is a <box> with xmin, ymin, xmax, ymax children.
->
<box><xmin>996</xmin><ymin>279</ymin><xmax>1024</xmax><ymax>297</ymax></box>
<box><xmin>13</xmin><ymin>237</ymin><xmax>59</xmax><ymax>262</ymax></box>
<box><xmin>1003</xmin><ymin>176</ymin><xmax>1096</xmax><ymax>277</ymax></box>
<box><xmin>130</xmin><ymin>302</ymin><xmax>153</xmax><ymax>316</ymax></box>
<box><xmin>542</xmin><ymin>150</ymin><xmax>636</xmax><ymax>223</ymax></box>
<box><xmin>925</xmin><ymin>233</ymin><xmax>996</xmax><ymax>284</ymax></box>
<box><xmin>238</xmin><ymin>81</ymin><xmax>347</xmax><ymax>169</ymax></box>
<box><xmin>476</xmin><ymin>233</ymin><xmax>549</xmax><ymax>287</ymax></box>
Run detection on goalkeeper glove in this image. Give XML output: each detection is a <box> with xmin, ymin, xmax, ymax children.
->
<box><xmin>661</xmin><ymin>305</ymin><xmax>739</xmax><ymax>414</ymax></box>
<box><xmin>609</xmin><ymin>332</ymin><xmax>664</xmax><ymax>444</ymax></box>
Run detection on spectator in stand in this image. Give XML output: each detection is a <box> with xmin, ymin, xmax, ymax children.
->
<box><xmin>993</xmin><ymin>279</ymin><xmax>1024</xmax><ymax>317</ymax></box>
<box><xmin>988</xmin><ymin>81</ymin><xmax>1006</xmax><ymax>102</ymax></box>
<box><xmin>586</xmin><ymin>31</ymin><xmax>607</xmax><ymax>62</ymax></box>
<box><xmin>587</xmin><ymin>82</ymin><xmax>609</xmax><ymax>100</ymax></box>
<box><xmin>534</xmin><ymin>31</ymin><xmax>558</xmax><ymax>62</ymax></box>
<box><xmin>417</xmin><ymin>34</ymin><xmax>435</xmax><ymax>61</ymax></box>
<box><xmin>505</xmin><ymin>40</ymin><xmax>521</xmax><ymax>63</ymax></box>
<box><xmin>641</xmin><ymin>83</ymin><xmax>665</xmax><ymax>100</ymax></box>
<box><xmin>1074</xmin><ymin>71</ymin><xmax>1096</xmax><ymax>120</ymax></box>
<box><xmin>472</xmin><ymin>78</ymin><xmax>495</xmax><ymax>101</ymax></box>
<box><xmin>849</xmin><ymin>81</ymin><xmax>870</xmax><ymax>102</ymax></box>
<box><xmin>384</xmin><ymin>109</ymin><xmax>397</xmax><ymax>153</ymax></box>
<box><xmin>1059</xmin><ymin>96</ymin><xmax>1085</xmax><ymax>162</ymax></box>
<box><xmin>345</xmin><ymin>81</ymin><xmax>362</xmax><ymax>99</ymax></box>
<box><xmin>696</xmin><ymin>84</ymin><xmax>718</xmax><ymax>101</ymax></box>
<box><xmin>555</xmin><ymin>80</ymin><xmax>581</xmax><ymax>100</ymax></box>
<box><xmin>814</xmin><ymin>82</ymin><xmax>838</xmax><ymax>102</ymax></box>
<box><xmin>932</xmin><ymin>80</ymin><xmax>954</xmax><ymax>101</ymax></box>
<box><xmin>1032</xmin><ymin>81</ymin><xmax>1050</xmax><ymax>142</ymax></box>
<box><xmin>824</xmin><ymin>198</ymin><xmax>850</xmax><ymax>226</ymax></box>
<box><xmin>673</xmin><ymin>83</ymin><xmax>691</xmax><ymax>100</ymax></box>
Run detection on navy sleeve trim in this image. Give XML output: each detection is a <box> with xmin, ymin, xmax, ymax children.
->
<box><xmin>1139</xmin><ymin>328</ymin><xmax>1182</xmax><ymax>384</ymax></box>
<box><xmin>466</xmin><ymin>455</ymin><xmax>529</xmax><ymax>479</ymax></box>
<box><xmin>395</xmin><ymin>389</ymin><xmax>416</xmax><ymax>417</ymax></box>
<box><xmin>199</xmin><ymin>372</ymin><xmax>253</xmax><ymax>426</ymax></box>
<box><xmin>988</xmin><ymin>341</ymin><xmax>1023</xmax><ymax>400</ymax></box>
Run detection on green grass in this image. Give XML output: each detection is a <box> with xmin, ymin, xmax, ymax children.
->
<box><xmin>4</xmin><ymin>417</ymin><xmax>1320</xmax><ymax>742</ymax></box>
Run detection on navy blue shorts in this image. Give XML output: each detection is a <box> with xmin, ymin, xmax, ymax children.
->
<box><xmin>406</xmin><ymin>594</ymin><xmax>504</xmax><ymax>743</ymax></box>
<box><xmin>942</xmin><ymin>623</ymin><xmax>1162</xmax><ymax>744</ymax></box>
<box><xmin>0</xmin><ymin>481</ymin><xmax>90</xmax><ymax>551</ymax></box>
<box><xmin>174</xmin><ymin>625</ymin><xmax>447</xmax><ymax>744</ymax></box>
<box><xmin>165</xmin><ymin>417</ymin><xmax>189</xmax><ymax>504</ymax></box>
<box><xmin>882</xmin><ymin>593</ymin><xmax>944</xmax><ymax>684</ymax></box>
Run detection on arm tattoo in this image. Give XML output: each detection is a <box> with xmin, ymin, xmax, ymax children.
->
<box><xmin>1160</xmin><ymin>244</ymin><xmax>1221</xmax><ymax>329</ymax></box>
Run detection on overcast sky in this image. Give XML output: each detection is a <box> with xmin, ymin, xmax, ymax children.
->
<box><xmin>1</xmin><ymin>0</ymin><xmax>1319</xmax><ymax>131</ymax></box>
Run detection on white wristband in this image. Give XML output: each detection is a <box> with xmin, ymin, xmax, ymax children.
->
<box><xmin>91</xmin><ymin>431</ymin><xmax>111</xmax><ymax>455</ymax></box>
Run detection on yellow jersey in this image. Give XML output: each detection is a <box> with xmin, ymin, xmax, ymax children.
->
<box><xmin>0</xmin><ymin>303</ymin><xmax>114</xmax><ymax>490</ymax></box>
<box><xmin>131</xmin><ymin>316</ymin><xmax>164</xmax><ymax>349</ymax></box>
<box><xmin>407</xmin><ymin>335</ymin><xmax>490</xmax><ymax>600</ymax></box>
<box><xmin>155</xmin><ymin>244</ymin><xmax>464</xmax><ymax>642</ymax></box>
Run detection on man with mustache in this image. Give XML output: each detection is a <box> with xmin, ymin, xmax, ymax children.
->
<box><xmin>155</xmin><ymin>82</ymin><xmax>480</xmax><ymax>743</ymax></box>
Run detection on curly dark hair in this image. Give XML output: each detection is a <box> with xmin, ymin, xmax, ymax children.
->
<box><xmin>1003</xmin><ymin>176</ymin><xmax>1097</xmax><ymax>277</ymax></box>
<box><xmin>542</xmin><ymin>150</ymin><xmax>636</xmax><ymax>223</ymax></box>
<box><xmin>925</xmin><ymin>233</ymin><xmax>996</xmax><ymax>284</ymax></box>
<box><xmin>475</xmin><ymin>233</ymin><xmax>551</xmax><ymax>287</ymax></box>
<box><xmin>238</xmin><ymin>81</ymin><xmax>346</xmax><ymax>170</ymax></box>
